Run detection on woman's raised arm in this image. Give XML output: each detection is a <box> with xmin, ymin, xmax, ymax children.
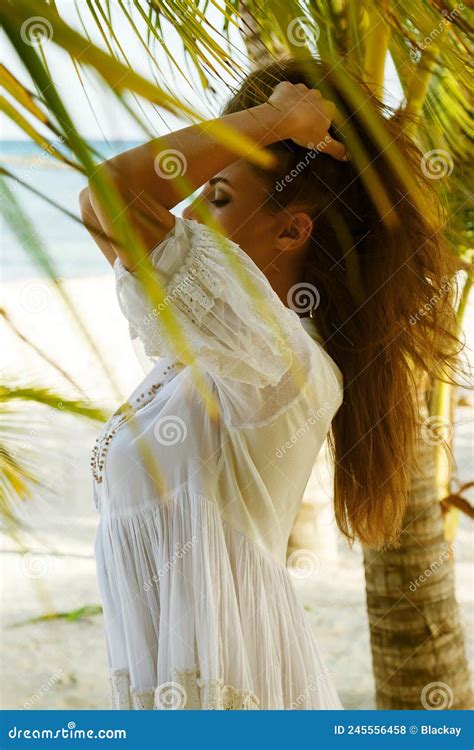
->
<box><xmin>83</xmin><ymin>83</ymin><xmax>346</xmax><ymax>269</ymax></box>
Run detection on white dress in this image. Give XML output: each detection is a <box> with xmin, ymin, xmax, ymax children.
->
<box><xmin>92</xmin><ymin>217</ymin><xmax>344</xmax><ymax>710</ymax></box>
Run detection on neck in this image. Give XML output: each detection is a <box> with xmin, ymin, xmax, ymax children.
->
<box><xmin>266</xmin><ymin>257</ymin><xmax>307</xmax><ymax>313</ymax></box>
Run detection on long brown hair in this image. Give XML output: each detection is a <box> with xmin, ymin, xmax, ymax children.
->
<box><xmin>223</xmin><ymin>57</ymin><xmax>467</xmax><ymax>549</ymax></box>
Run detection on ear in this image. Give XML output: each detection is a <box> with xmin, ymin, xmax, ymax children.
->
<box><xmin>276</xmin><ymin>211</ymin><xmax>314</xmax><ymax>253</ymax></box>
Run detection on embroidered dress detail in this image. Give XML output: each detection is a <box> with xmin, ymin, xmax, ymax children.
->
<box><xmin>109</xmin><ymin>667</ymin><xmax>259</xmax><ymax>710</ymax></box>
<box><xmin>90</xmin><ymin>363</ymin><xmax>178</xmax><ymax>485</ymax></box>
<box><xmin>94</xmin><ymin>217</ymin><xmax>345</xmax><ymax>710</ymax></box>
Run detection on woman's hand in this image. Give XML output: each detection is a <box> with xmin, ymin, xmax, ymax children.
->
<box><xmin>268</xmin><ymin>81</ymin><xmax>348</xmax><ymax>161</ymax></box>
<box><xmin>85</xmin><ymin>80</ymin><xmax>347</xmax><ymax>268</ymax></box>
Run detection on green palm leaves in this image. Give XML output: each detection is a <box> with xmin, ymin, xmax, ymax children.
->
<box><xmin>1</xmin><ymin>0</ymin><xmax>472</xmax><ymax>526</ymax></box>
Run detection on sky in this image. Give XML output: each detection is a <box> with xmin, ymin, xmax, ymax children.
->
<box><xmin>1</xmin><ymin>1</ymin><xmax>240</xmax><ymax>142</ymax></box>
<box><xmin>2</xmin><ymin>2</ymin><xmax>403</xmax><ymax>142</ymax></box>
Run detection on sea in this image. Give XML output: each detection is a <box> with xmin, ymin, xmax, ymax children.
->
<box><xmin>1</xmin><ymin>140</ymin><xmax>142</xmax><ymax>281</ymax></box>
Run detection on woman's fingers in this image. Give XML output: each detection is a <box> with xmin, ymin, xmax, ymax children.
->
<box><xmin>268</xmin><ymin>81</ymin><xmax>350</xmax><ymax>160</ymax></box>
<box><xmin>314</xmin><ymin>96</ymin><xmax>349</xmax><ymax>161</ymax></box>
<box><xmin>322</xmin><ymin>98</ymin><xmax>336</xmax><ymax>118</ymax></box>
<box><xmin>320</xmin><ymin>135</ymin><xmax>350</xmax><ymax>161</ymax></box>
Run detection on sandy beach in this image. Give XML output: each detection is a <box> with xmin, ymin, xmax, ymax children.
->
<box><xmin>1</xmin><ymin>273</ymin><xmax>472</xmax><ymax>710</ymax></box>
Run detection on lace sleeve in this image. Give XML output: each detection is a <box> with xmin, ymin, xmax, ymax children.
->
<box><xmin>114</xmin><ymin>218</ymin><xmax>303</xmax><ymax>385</ymax></box>
<box><xmin>114</xmin><ymin>217</ymin><xmax>342</xmax><ymax>426</ymax></box>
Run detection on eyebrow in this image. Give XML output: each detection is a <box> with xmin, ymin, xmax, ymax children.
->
<box><xmin>208</xmin><ymin>177</ymin><xmax>232</xmax><ymax>187</ymax></box>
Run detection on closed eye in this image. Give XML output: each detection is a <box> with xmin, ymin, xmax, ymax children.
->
<box><xmin>209</xmin><ymin>198</ymin><xmax>229</xmax><ymax>207</ymax></box>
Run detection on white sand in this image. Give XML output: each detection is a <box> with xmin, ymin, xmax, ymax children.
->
<box><xmin>1</xmin><ymin>275</ymin><xmax>472</xmax><ymax>709</ymax></box>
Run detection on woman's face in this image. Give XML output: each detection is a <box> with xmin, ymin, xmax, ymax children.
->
<box><xmin>182</xmin><ymin>160</ymin><xmax>310</xmax><ymax>274</ymax></box>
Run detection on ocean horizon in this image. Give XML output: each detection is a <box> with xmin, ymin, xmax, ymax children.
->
<box><xmin>1</xmin><ymin>139</ymin><xmax>142</xmax><ymax>281</ymax></box>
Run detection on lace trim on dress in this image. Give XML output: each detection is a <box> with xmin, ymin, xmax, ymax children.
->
<box><xmin>114</xmin><ymin>218</ymin><xmax>299</xmax><ymax>388</ymax></box>
<box><xmin>109</xmin><ymin>667</ymin><xmax>260</xmax><ymax>710</ymax></box>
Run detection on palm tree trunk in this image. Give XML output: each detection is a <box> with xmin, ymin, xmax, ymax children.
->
<box><xmin>239</xmin><ymin>3</ymin><xmax>279</xmax><ymax>66</ymax></box>
<box><xmin>363</xmin><ymin>381</ymin><xmax>472</xmax><ymax>709</ymax></box>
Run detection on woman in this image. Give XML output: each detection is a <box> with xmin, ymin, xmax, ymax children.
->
<box><xmin>80</xmin><ymin>58</ymin><xmax>461</xmax><ymax>710</ymax></box>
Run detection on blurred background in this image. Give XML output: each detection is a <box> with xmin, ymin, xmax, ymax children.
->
<box><xmin>1</xmin><ymin>0</ymin><xmax>472</xmax><ymax>710</ymax></box>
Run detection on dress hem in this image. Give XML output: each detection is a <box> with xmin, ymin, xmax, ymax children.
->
<box><xmin>109</xmin><ymin>667</ymin><xmax>260</xmax><ymax>710</ymax></box>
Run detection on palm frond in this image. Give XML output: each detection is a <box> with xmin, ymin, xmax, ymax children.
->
<box><xmin>1</xmin><ymin>0</ymin><xmax>471</xmax><ymax>531</ymax></box>
<box><xmin>10</xmin><ymin>604</ymin><xmax>103</xmax><ymax>627</ymax></box>
<box><xmin>1</xmin><ymin>175</ymin><xmax>124</xmax><ymax>401</ymax></box>
<box><xmin>0</xmin><ymin>382</ymin><xmax>107</xmax><ymax>527</ymax></box>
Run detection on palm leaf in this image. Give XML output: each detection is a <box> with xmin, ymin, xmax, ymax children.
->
<box><xmin>0</xmin><ymin>382</ymin><xmax>107</xmax><ymax>527</ymax></box>
<box><xmin>1</xmin><ymin>0</ymin><xmax>471</xmax><ymax>525</ymax></box>
<box><xmin>11</xmin><ymin>604</ymin><xmax>103</xmax><ymax>627</ymax></box>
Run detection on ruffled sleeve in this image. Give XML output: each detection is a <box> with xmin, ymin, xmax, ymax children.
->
<box><xmin>114</xmin><ymin>217</ymin><xmax>303</xmax><ymax>390</ymax></box>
